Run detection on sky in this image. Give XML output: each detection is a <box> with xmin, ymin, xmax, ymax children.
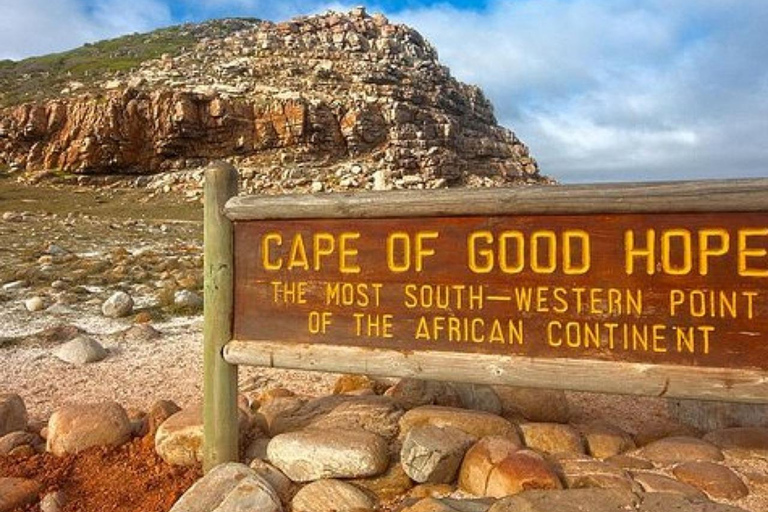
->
<box><xmin>1</xmin><ymin>0</ymin><xmax>767</xmax><ymax>183</ymax></box>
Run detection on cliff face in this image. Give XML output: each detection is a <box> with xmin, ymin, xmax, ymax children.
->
<box><xmin>0</xmin><ymin>9</ymin><xmax>547</xmax><ymax>189</ymax></box>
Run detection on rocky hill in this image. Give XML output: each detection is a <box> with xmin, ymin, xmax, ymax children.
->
<box><xmin>0</xmin><ymin>8</ymin><xmax>549</xmax><ymax>192</ymax></box>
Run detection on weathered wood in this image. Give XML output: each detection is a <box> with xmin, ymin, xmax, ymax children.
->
<box><xmin>225</xmin><ymin>178</ymin><xmax>768</xmax><ymax>220</ymax></box>
<box><xmin>233</xmin><ymin>213</ymin><xmax>768</xmax><ymax>372</ymax></box>
<box><xmin>223</xmin><ymin>340</ymin><xmax>768</xmax><ymax>403</ymax></box>
<box><xmin>203</xmin><ymin>161</ymin><xmax>239</xmax><ymax>473</ymax></box>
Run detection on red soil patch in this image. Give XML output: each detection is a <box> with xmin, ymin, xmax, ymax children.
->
<box><xmin>0</xmin><ymin>437</ymin><xmax>200</xmax><ymax>512</ymax></box>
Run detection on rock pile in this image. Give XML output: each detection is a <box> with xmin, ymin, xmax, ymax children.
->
<box><xmin>0</xmin><ymin>9</ymin><xmax>549</xmax><ymax>191</ymax></box>
<box><xmin>2</xmin><ymin>378</ymin><xmax>766</xmax><ymax>512</ymax></box>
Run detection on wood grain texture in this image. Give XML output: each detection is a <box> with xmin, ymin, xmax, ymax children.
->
<box><xmin>225</xmin><ymin>178</ymin><xmax>768</xmax><ymax>220</ymax></box>
<box><xmin>233</xmin><ymin>213</ymin><xmax>768</xmax><ymax>371</ymax></box>
<box><xmin>223</xmin><ymin>340</ymin><xmax>768</xmax><ymax>403</ymax></box>
<box><xmin>203</xmin><ymin>161</ymin><xmax>239</xmax><ymax>472</ymax></box>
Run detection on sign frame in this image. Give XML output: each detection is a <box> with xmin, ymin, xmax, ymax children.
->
<box><xmin>202</xmin><ymin>161</ymin><xmax>768</xmax><ymax>471</ymax></box>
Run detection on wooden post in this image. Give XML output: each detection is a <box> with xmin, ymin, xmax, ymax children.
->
<box><xmin>203</xmin><ymin>161</ymin><xmax>239</xmax><ymax>473</ymax></box>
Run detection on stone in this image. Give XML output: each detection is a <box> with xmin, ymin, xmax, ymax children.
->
<box><xmin>459</xmin><ymin>438</ymin><xmax>561</xmax><ymax>498</ymax></box>
<box><xmin>155</xmin><ymin>403</ymin><xmax>250</xmax><ymax>466</ymax></box>
<box><xmin>631</xmin><ymin>472</ymin><xmax>706</xmax><ymax>500</ymax></box>
<box><xmin>0</xmin><ymin>478</ymin><xmax>41</xmax><ymax>512</ymax></box>
<box><xmin>245</xmin><ymin>437</ymin><xmax>271</xmax><ymax>462</ymax></box>
<box><xmin>488</xmin><ymin>488</ymin><xmax>638</xmax><ymax>512</ymax></box>
<box><xmin>268</xmin><ymin>428</ymin><xmax>389</xmax><ymax>481</ymax></box>
<box><xmin>604</xmin><ymin>454</ymin><xmax>653</xmax><ymax>470</ymax></box>
<box><xmin>333</xmin><ymin>374</ymin><xmax>377</xmax><ymax>394</ymax></box>
<box><xmin>639</xmin><ymin>436</ymin><xmax>724</xmax><ymax>464</ymax></box>
<box><xmin>458</xmin><ymin>436</ymin><xmax>521</xmax><ymax>495</ymax></box>
<box><xmin>147</xmin><ymin>400</ymin><xmax>182</xmax><ymax>437</ymax></box>
<box><xmin>292</xmin><ymin>479</ymin><xmax>375</xmax><ymax>512</ymax></box>
<box><xmin>401</xmin><ymin>424</ymin><xmax>475</xmax><ymax>483</ymax></box>
<box><xmin>40</xmin><ymin>491</ymin><xmax>67</xmax><ymax>512</ymax></box>
<box><xmin>263</xmin><ymin>395</ymin><xmax>403</xmax><ymax>439</ymax></box>
<box><xmin>53</xmin><ymin>336</ymin><xmax>107</xmax><ymax>365</ymax></box>
<box><xmin>117</xmin><ymin>324</ymin><xmax>161</xmax><ymax>342</ymax></box>
<box><xmin>47</xmin><ymin>402</ymin><xmax>132</xmax><ymax>455</ymax></box>
<box><xmin>519</xmin><ymin>423</ymin><xmax>584</xmax><ymax>455</ymax></box>
<box><xmin>407</xmin><ymin>484</ymin><xmax>454</xmax><ymax>500</ymax></box>
<box><xmin>352</xmin><ymin>462</ymin><xmax>414</xmax><ymax>502</ymax></box>
<box><xmin>169</xmin><ymin>463</ymin><xmax>280</xmax><ymax>512</ymax></box>
<box><xmin>385</xmin><ymin>379</ymin><xmax>462</xmax><ymax>410</ymax></box>
<box><xmin>24</xmin><ymin>296</ymin><xmax>45</xmax><ymax>312</ymax></box>
<box><xmin>0</xmin><ymin>394</ymin><xmax>27</xmax><ymax>436</ymax></box>
<box><xmin>493</xmin><ymin>387</ymin><xmax>570</xmax><ymax>423</ymax></box>
<box><xmin>402</xmin><ymin>497</ymin><xmax>494</xmax><ymax>512</ymax></box>
<box><xmin>637</xmin><ymin>493</ymin><xmax>750</xmax><ymax>512</ymax></box>
<box><xmin>101</xmin><ymin>291</ymin><xmax>134</xmax><ymax>318</ymax></box>
<box><xmin>577</xmin><ymin>422</ymin><xmax>635</xmax><ymax>459</ymax></box>
<box><xmin>450</xmin><ymin>383</ymin><xmax>502</xmax><ymax>415</ymax></box>
<box><xmin>174</xmin><ymin>289</ymin><xmax>203</xmax><ymax>309</ymax></box>
<box><xmin>0</xmin><ymin>431</ymin><xmax>44</xmax><ymax>455</ymax></box>
<box><xmin>703</xmin><ymin>427</ymin><xmax>768</xmax><ymax>457</ymax></box>
<box><xmin>2</xmin><ymin>280</ymin><xmax>28</xmax><ymax>291</ymax></box>
<box><xmin>400</xmin><ymin>406</ymin><xmax>520</xmax><ymax>442</ymax></box>
<box><xmin>555</xmin><ymin>457</ymin><xmax>635</xmax><ymax>491</ymax></box>
<box><xmin>249</xmin><ymin>459</ymin><xmax>293</xmax><ymax>503</ymax></box>
<box><xmin>672</xmin><ymin>461</ymin><xmax>749</xmax><ymax>500</ymax></box>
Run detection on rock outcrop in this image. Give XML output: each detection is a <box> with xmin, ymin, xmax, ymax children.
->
<box><xmin>0</xmin><ymin>9</ymin><xmax>548</xmax><ymax>190</ymax></box>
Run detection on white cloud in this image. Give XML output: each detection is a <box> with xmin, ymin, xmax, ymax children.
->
<box><xmin>395</xmin><ymin>0</ymin><xmax>768</xmax><ymax>182</ymax></box>
<box><xmin>0</xmin><ymin>0</ymin><xmax>171</xmax><ymax>60</ymax></box>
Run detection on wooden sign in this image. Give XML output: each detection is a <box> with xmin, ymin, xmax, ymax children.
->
<box><xmin>201</xmin><ymin>162</ymin><xmax>768</xmax><ymax>471</ymax></box>
<box><xmin>233</xmin><ymin>213</ymin><xmax>768</xmax><ymax>370</ymax></box>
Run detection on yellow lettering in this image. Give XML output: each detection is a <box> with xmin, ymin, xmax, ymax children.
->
<box><xmin>738</xmin><ymin>228</ymin><xmax>768</xmax><ymax>277</ymax></box>
<box><xmin>625</xmin><ymin>229</ymin><xmax>655</xmax><ymax>275</ymax></box>
<box><xmin>698</xmin><ymin>229</ymin><xmax>729</xmax><ymax>275</ymax></box>
<box><xmin>262</xmin><ymin>233</ymin><xmax>282</xmax><ymax>270</ymax></box>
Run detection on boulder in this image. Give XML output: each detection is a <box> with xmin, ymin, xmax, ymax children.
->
<box><xmin>638</xmin><ymin>492</ymin><xmax>749</xmax><ymax>512</ymax></box>
<box><xmin>577</xmin><ymin>422</ymin><xmax>635</xmax><ymax>459</ymax></box>
<box><xmin>155</xmin><ymin>403</ymin><xmax>249</xmax><ymax>466</ymax></box>
<box><xmin>0</xmin><ymin>478</ymin><xmax>41</xmax><ymax>512</ymax></box>
<box><xmin>555</xmin><ymin>457</ymin><xmax>636</xmax><ymax>491</ymax></box>
<box><xmin>450</xmin><ymin>383</ymin><xmax>502</xmax><ymax>414</ymax></box>
<box><xmin>333</xmin><ymin>374</ymin><xmax>378</xmax><ymax>395</ymax></box>
<box><xmin>519</xmin><ymin>423</ymin><xmax>585</xmax><ymax>455</ymax></box>
<box><xmin>262</xmin><ymin>395</ymin><xmax>403</xmax><ymax>439</ymax></box>
<box><xmin>385</xmin><ymin>379</ymin><xmax>462</xmax><ymax>409</ymax></box>
<box><xmin>101</xmin><ymin>291</ymin><xmax>134</xmax><ymax>318</ymax></box>
<box><xmin>703</xmin><ymin>427</ymin><xmax>768</xmax><ymax>458</ymax></box>
<box><xmin>292</xmin><ymin>479</ymin><xmax>375</xmax><ymax>512</ymax></box>
<box><xmin>352</xmin><ymin>462</ymin><xmax>414</xmax><ymax>502</ymax></box>
<box><xmin>401</xmin><ymin>497</ymin><xmax>494</xmax><ymax>512</ymax></box>
<box><xmin>399</xmin><ymin>406</ymin><xmax>520</xmax><ymax>442</ymax></box>
<box><xmin>47</xmin><ymin>402</ymin><xmax>132</xmax><ymax>455</ymax></box>
<box><xmin>672</xmin><ymin>461</ymin><xmax>749</xmax><ymax>500</ymax></box>
<box><xmin>53</xmin><ymin>336</ymin><xmax>107</xmax><ymax>365</ymax></box>
<box><xmin>0</xmin><ymin>394</ymin><xmax>27</xmax><ymax>436</ymax></box>
<box><xmin>488</xmin><ymin>488</ymin><xmax>638</xmax><ymax>512</ymax></box>
<box><xmin>631</xmin><ymin>472</ymin><xmax>706</xmax><ymax>500</ymax></box>
<box><xmin>493</xmin><ymin>387</ymin><xmax>569</xmax><ymax>423</ymax></box>
<box><xmin>268</xmin><ymin>428</ymin><xmax>389</xmax><ymax>481</ymax></box>
<box><xmin>459</xmin><ymin>440</ymin><xmax>561</xmax><ymax>498</ymax></box>
<box><xmin>638</xmin><ymin>436</ymin><xmax>723</xmax><ymax>464</ymax></box>
<box><xmin>669</xmin><ymin>399</ymin><xmax>768</xmax><ymax>431</ymax></box>
<box><xmin>169</xmin><ymin>462</ymin><xmax>281</xmax><ymax>512</ymax></box>
<box><xmin>401</xmin><ymin>425</ymin><xmax>475</xmax><ymax>483</ymax></box>
<box><xmin>249</xmin><ymin>459</ymin><xmax>293</xmax><ymax>504</ymax></box>
<box><xmin>174</xmin><ymin>290</ymin><xmax>203</xmax><ymax>309</ymax></box>
<box><xmin>0</xmin><ymin>431</ymin><xmax>44</xmax><ymax>455</ymax></box>
<box><xmin>458</xmin><ymin>436</ymin><xmax>521</xmax><ymax>495</ymax></box>
<box><xmin>146</xmin><ymin>399</ymin><xmax>182</xmax><ymax>437</ymax></box>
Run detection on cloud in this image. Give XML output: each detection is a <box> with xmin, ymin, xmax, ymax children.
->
<box><xmin>395</xmin><ymin>0</ymin><xmax>768</xmax><ymax>182</ymax></box>
<box><xmin>0</xmin><ymin>0</ymin><xmax>172</xmax><ymax>59</ymax></box>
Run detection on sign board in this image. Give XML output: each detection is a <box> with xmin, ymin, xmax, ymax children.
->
<box><xmin>201</xmin><ymin>163</ymin><xmax>768</xmax><ymax>471</ymax></box>
<box><xmin>232</xmin><ymin>213</ymin><xmax>768</xmax><ymax>370</ymax></box>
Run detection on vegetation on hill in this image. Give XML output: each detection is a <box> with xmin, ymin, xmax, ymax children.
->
<box><xmin>0</xmin><ymin>19</ymin><xmax>259</xmax><ymax>108</ymax></box>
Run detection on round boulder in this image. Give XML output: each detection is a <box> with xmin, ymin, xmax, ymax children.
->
<box><xmin>101</xmin><ymin>291</ymin><xmax>134</xmax><ymax>318</ymax></box>
<box><xmin>47</xmin><ymin>402</ymin><xmax>132</xmax><ymax>456</ymax></box>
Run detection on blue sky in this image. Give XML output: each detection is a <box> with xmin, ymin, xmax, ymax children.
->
<box><xmin>1</xmin><ymin>0</ymin><xmax>767</xmax><ymax>183</ymax></box>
